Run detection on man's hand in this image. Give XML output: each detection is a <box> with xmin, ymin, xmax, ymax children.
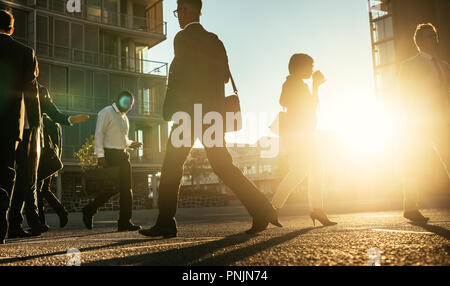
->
<box><xmin>97</xmin><ymin>157</ymin><xmax>107</xmax><ymax>168</ymax></box>
<box><xmin>69</xmin><ymin>114</ymin><xmax>90</xmax><ymax>124</ymax></box>
<box><xmin>312</xmin><ymin>70</ymin><xmax>326</xmax><ymax>88</ymax></box>
<box><xmin>129</xmin><ymin>141</ymin><xmax>143</xmax><ymax>149</ymax></box>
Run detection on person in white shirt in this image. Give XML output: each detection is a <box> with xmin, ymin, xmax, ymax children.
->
<box><xmin>397</xmin><ymin>23</ymin><xmax>450</xmax><ymax>222</ymax></box>
<box><xmin>82</xmin><ymin>91</ymin><xmax>143</xmax><ymax>232</ymax></box>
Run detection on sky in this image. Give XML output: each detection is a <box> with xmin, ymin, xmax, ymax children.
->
<box><xmin>149</xmin><ymin>0</ymin><xmax>378</xmax><ymax>145</ymax></box>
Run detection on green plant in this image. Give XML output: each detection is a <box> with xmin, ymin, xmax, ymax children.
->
<box><xmin>74</xmin><ymin>135</ymin><xmax>97</xmax><ymax>170</ymax></box>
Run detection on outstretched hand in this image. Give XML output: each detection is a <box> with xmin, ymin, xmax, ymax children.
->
<box><xmin>70</xmin><ymin>114</ymin><xmax>90</xmax><ymax>124</ymax></box>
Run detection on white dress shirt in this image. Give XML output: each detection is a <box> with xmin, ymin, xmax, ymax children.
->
<box><xmin>94</xmin><ymin>103</ymin><xmax>132</xmax><ymax>158</ymax></box>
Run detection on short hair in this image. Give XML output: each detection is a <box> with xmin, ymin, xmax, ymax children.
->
<box><xmin>414</xmin><ymin>23</ymin><xmax>438</xmax><ymax>49</ymax></box>
<box><xmin>288</xmin><ymin>53</ymin><xmax>313</xmax><ymax>75</ymax></box>
<box><xmin>177</xmin><ymin>0</ymin><xmax>202</xmax><ymax>13</ymax></box>
<box><xmin>0</xmin><ymin>10</ymin><xmax>14</xmax><ymax>32</ymax></box>
<box><xmin>117</xmin><ymin>90</ymin><xmax>134</xmax><ymax>101</ymax></box>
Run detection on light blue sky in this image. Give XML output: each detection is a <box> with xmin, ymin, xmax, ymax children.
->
<box><xmin>150</xmin><ymin>0</ymin><xmax>376</xmax><ymax>143</ymax></box>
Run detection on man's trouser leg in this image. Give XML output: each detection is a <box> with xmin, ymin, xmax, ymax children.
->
<box><xmin>204</xmin><ymin>140</ymin><xmax>274</xmax><ymax>218</ymax></box>
<box><xmin>0</xmin><ymin>140</ymin><xmax>16</xmax><ymax>242</ymax></box>
<box><xmin>9</xmin><ymin>130</ymin><xmax>41</xmax><ymax>231</ymax></box>
<box><xmin>157</xmin><ymin>128</ymin><xmax>192</xmax><ymax>221</ymax></box>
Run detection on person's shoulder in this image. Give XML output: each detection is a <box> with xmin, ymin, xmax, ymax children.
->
<box><xmin>98</xmin><ymin>105</ymin><xmax>113</xmax><ymax>115</ymax></box>
<box><xmin>10</xmin><ymin>37</ymin><xmax>34</xmax><ymax>56</ymax></box>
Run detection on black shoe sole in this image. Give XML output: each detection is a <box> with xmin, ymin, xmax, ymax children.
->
<box><xmin>118</xmin><ymin>227</ymin><xmax>142</xmax><ymax>232</ymax></box>
<box><xmin>138</xmin><ymin>230</ymin><xmax>177</xmax><ymax>238</ymax></box>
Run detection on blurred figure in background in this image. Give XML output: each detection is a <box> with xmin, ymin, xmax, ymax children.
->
<box><xmin>271</xmin><ymin>53</ymin><xmax>337</xmax><ymax>227</ymax></box>
<box><xmin>82</xmin><ymin>91</ymin><xmax>142</xmax><ymax>232</ymax></box>
<box><xmin>397</xmin><ymin>23</ymin><xmax>450</xmax><ymax>223</ymax></box>
<box><xmin>36</xmin><ymin>84</ymin><xmax>89</xmax><ymax>232</ymax></box>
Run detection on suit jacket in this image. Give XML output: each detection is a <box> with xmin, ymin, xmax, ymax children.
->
<box><xmin>397</xmin><ymin>52</ymin><xmax>450</xmax><ymax>130</ymax></box>
<box><xmin>39</xmin><ymin>86</ymin><xmax>70</xmax><ymax>158</ymax></box>
<box><xmin>0</xmin><ymin>34</ymin><xmax>40</xmax><ymax>142</ymax></box>
<box><xmin>163</xmin><ymin>23</ymin><xmax>231</xmax><ymax>121</ymax></box>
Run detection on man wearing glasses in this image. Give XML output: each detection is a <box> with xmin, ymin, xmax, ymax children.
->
<box><xmin>139</xmin><ymin>0</ymin><xmax>281</xmax><ymax>238</ymax></box>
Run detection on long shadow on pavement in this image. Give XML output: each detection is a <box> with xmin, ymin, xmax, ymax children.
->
<box><xmin>410</xmin><ymin>222</ymin><xmax>450</xmax><ymax>241</ymax></box>
<box><xmin>0</xmin><ymin>238</ymin><xmax>162</xmax><ymax>265</ymax></box>
<box><xmin>84</xmin><ymin>227</ymin><xmax>318</xmax><ymax>266</ymax></box>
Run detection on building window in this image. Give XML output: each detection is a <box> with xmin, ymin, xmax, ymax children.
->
<box><xmin>373</xmin><ymin>16</ymin><xmax>393</xmax><ymax>43</ymax></box>
<box><xmin>135</xmin><ymin>129</ymin><xmax>144</xmax><ymax>158</ymax></box>
<box><xmin>374</xmin><ymin>40</ymin><xmax>395</xmax><ymax>66</ymax></box>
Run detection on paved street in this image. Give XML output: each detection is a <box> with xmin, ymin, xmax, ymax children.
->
<box><xmin>0</xmin><ymin>205</ymin><xmax>449</xmax><ymax>266</ymax></box>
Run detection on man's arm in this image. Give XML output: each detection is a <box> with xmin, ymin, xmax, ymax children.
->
<box><xmin>94</xmin><ymin>109</ymin><xmax>109</xmax><ymax>159</ymax></box>
<box><xmin>40</xmin><ymin>86</ymin><xmax>71</xmax><ymax>126</ymax></box>
<box><xmin>163</xmin><ymin>32</ymin><xmax>188</xmax><ymax>121</ymax></box>
<box><xmin>23</xmin><ymin>48</ymin><xmax>41</xmax><ymax>128</ymax></box>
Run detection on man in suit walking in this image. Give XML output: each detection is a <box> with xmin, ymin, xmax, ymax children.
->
<box><xmin>397</xmin><ymin>23</ymin><xmax>450</xmax><ymax>222</ymax></box>
<box><xmin>139</xmin><ymin>0</ymin><xmax>280</xmax><ymax>238</ymax></box>
<box><xmin>0</xmin><ymin>10</ymin><xmax>41</xmax><ymax>243</ymax></box>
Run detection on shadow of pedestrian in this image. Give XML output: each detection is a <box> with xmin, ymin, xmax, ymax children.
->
<box><xmin>0</xmin><ymin>238</ymin><xmax>162</xmax><ymax>265</ymax></box>
<box><xmin>409</xmin><ymin>222</ymin><xmax>450</xmax><ymax>241</ymax></box>
<box><xmin>84</xmin><ymin>227</ymin><xmax>318</xmax><ymax>266</ymax></box>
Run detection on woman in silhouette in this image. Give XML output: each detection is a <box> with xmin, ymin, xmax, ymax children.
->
<box><xmin>271</xmin><ymin>53</ymin><xmax>337</xmax><ymax>226</ymax></box>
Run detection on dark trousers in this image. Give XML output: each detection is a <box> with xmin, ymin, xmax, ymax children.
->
<box><xmin>0</xmin><ymin>139</ymin><xmax>17</xmax><ymax>240</ymax></box>
<box><xmin>37</xmin><ymin>176</ymin><xmax>66</xmax><ymax>225</ymax></box>
<box><xmin>8</xmin><ymin>129</ymin><xmax>41</xmax><ymax>231</ymax></box>
<box><xmin>84</xmin><ymin>149</ymin><xmax>133</xmax><ymax>223</ymax></box>
<box><xmin>157</xmin><ymin>125</ymin><xmax>273</xmax><ymax>222</ymax></box>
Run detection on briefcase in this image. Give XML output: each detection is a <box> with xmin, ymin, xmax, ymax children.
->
<box><xmin>84</xmin><ymin>167</ymin><xmax>121</xmax><ymax>195</ymax></box>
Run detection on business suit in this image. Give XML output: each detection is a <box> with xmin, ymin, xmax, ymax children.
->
<box><xmin>397</xmin><ymin>52</ymin><xmax>450</xmax><ymax>211</ymax></box>
<box><xmin>156</xmin><ymin>23</ymin><xmax>276</xmax><ymax>230</ymax></box>
<box><xmin>0</xmin><ymin>33</ymin><xmax>40</xmax><ymax>242</ymax></box>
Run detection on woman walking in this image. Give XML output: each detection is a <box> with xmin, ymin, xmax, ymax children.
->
<box><xmin>272</xmin><ymin>53</ymin><xmax>337</xmax><ymax>226</ymax></box>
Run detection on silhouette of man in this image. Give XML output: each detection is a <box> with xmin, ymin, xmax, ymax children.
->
<box><xmin>139</xmin><ymin>0</ymin><xmax>281</xmax><ymax>238</ymax></box>
<box><xmin>397</xmin><ymin>23</ymin><xmax>450</xmax><ymax>222</ymax></box>
<box><xmin>0</xmin><ymin>10</ymin><xmax>41</xmax><ymax>243</ymax></box>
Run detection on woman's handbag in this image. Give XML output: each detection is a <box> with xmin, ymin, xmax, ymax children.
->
<box><xmin>269</xmin><ymin>107</ymin><xmax>289</xmax><ymax>137</ymax></box>
<box><xmin>223</xmin><ymin>74</ymin><xmax>243</xmax><ymax>133</ymax></box>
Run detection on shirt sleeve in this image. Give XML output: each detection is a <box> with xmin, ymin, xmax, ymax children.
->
<box><xmin>94</xmin><ymin>109</ymin><xmax>109</xmax><ymax>158</ymax></box>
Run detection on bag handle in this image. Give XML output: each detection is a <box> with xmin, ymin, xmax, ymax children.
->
<box><xmin>229</xmin><ymin>73</ymin><xmax>238</xmax><ymax>96</ymax></box>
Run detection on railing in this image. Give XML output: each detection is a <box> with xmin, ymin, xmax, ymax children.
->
<box><xmin>63</xmin><ymin>145</ymin><xmax>164</xmax><ymax>165</ymax></box>
<box><xmin>35</xmin><ymin>41</ymin><xmax>168</xmax><ymax>76</ymax></box>
<box><xmin>368</xmin><ymin>0</ymin><xmax>392</xmax><ymax>20</ymax></box>
<box><xmin>36</xmin><ymin>0</ymin><xmax>167</xmax><ymax>36</ymax></box>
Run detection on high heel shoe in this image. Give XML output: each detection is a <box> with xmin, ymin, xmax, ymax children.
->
<box><xmin>246</xmin><ymin>208</ymin><xmax>283</xmax><ymax>235</ymax></box>
<box><xmin>310</xmin><ymin>209</ymin><xmax>337</xmax><ymax>227</ymax></box>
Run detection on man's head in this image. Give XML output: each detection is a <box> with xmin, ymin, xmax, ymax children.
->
<box><xmin>116</xmin><ymin>91</ymin><xmax>134</xmax><ymax>113</ymax></box>
<box><xmin>0</xmin><ymin>10</ymin><xmax>14</xmax><ymax>35</ymax></box>
<box><xmin>175</xmin><ymin>0</ymin><xmax>202</xmax><ymax>29</ymax></box>
<box><xmin>414</xmin><ymin>23</ymin><xmax>439</xmax><ymax>56</ymax></box>
<box><xmin>289</xmin><ymin>53</ymin><xmax>314</xmax><ymax>79</ymax></box>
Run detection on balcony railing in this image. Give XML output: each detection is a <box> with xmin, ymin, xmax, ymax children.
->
<box><xmin>35</xmin><ymin>41</ymin><xmax>168</xmax><ymax>76</ymax></box>
<box><xmin>368</xmin><ymin>0</ymin><xmax>392</xmax><ymax>21</ymax></box>
<box><xmin>36</xmin><ymin>0</ymin><xmax>167</xmax><ymax>36</ymax></box>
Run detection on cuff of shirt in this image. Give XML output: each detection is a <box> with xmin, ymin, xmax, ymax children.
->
<box><xmin>67</xmin><ymin>116</ymin><xmax>74</xmax><ymax>126</ymax></box>
<box><xmin>95</xmin><ymin>150</ymin><xmax>105</xmax><ymax>158</ymax></box>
